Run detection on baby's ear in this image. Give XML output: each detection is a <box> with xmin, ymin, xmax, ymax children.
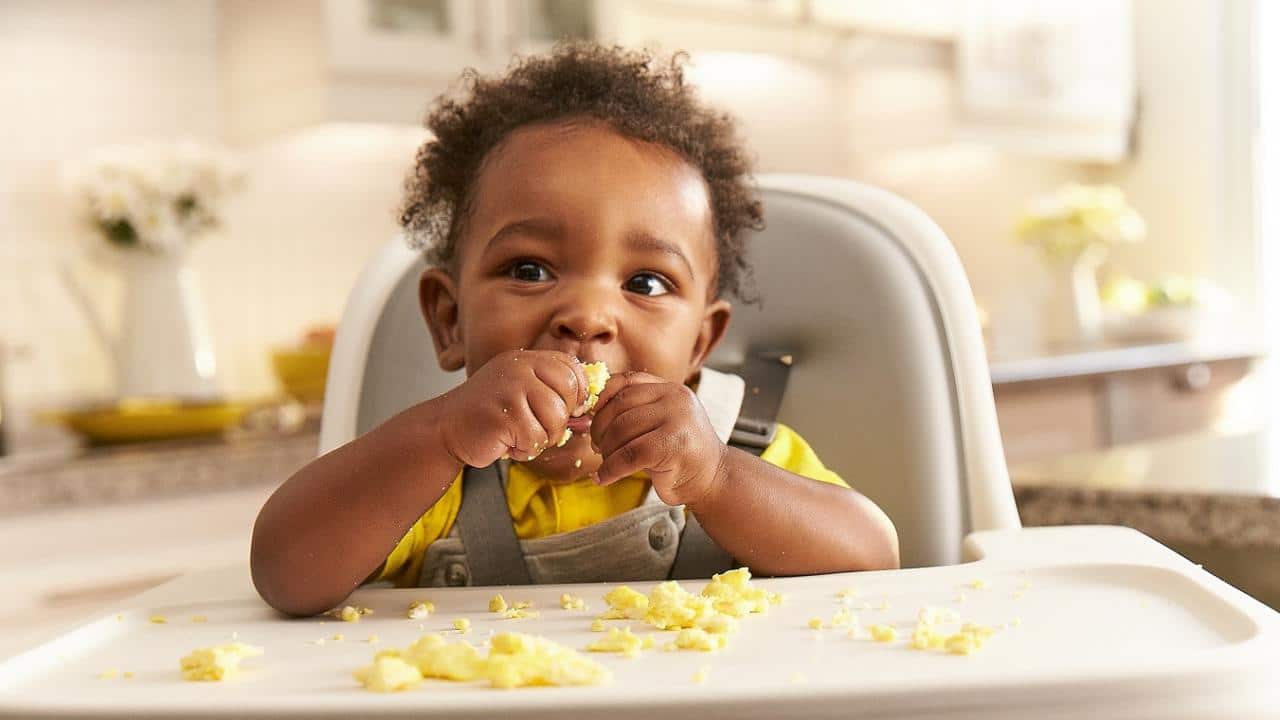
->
<box><xmin>419</xmin><ymin>268</ymin><xmax>465</xmax><ymax>371</ymax></box>
<box><xmin>686</xmin><ymin>298</ymin><xmax>732</xmax><ymax>383</ymax></box>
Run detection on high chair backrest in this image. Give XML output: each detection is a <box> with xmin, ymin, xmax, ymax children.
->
<box><xmin>319</xmin><ymin>175</ymin><xmax>1020</xmax><ymax>569</ymax></box>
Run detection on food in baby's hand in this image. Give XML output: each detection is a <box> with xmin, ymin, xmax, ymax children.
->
<box><xmin>579</xmin><ymin>361</ymin><xmax>610</xmax><ymax>413</ymax></box>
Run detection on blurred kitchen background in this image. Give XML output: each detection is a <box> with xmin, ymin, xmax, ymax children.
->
<box><xmin>2</xmin><ymin>0</ymin><xmax>1279</xmax><ymax>651</ymax></box>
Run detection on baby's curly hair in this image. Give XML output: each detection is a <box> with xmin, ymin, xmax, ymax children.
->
<box><xmin>399</xmin><ymin>42</ymin><xmax>763</xmax><ymax>301</ymax></box>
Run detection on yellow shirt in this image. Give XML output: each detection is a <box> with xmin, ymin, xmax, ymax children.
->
<box><xmin>369</xmin><ymin>423</ymin><xmax>847</xmax><ymax>587</ymax></box>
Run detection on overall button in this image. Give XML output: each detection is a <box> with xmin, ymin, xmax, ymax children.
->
<box><xmin>648</xmin><ymin>518</ymin><xmax>674</xmax><ymax>551</ymax></box>
<box><xmin>444</xmin><ymin>562</ymin><xmax>470</xmax><ymax>587</ymax></box>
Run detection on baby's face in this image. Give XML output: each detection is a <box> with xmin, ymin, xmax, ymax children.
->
<box><xmin>422</xmin><ymin>120</ymin><xmax>731</xmax><ymax>475</ymax></box>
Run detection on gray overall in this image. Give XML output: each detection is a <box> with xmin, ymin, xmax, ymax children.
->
<box><xmin>417</xmin><ymin>358</ymin><xmax>793</xmax><ymax>587</ymax></box>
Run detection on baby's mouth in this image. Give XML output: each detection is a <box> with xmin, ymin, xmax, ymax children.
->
<box><xmin>566</xmin><ymin>415</ymin><xmax>592</xmax><ymax>434</ymax></box>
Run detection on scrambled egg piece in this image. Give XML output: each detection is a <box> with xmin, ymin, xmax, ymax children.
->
<box><xmin>560</xmin><ymin>593</ymin><xmax>586</xmax><ymax>610</ymax></box>
<box><xmin>354</xmin><ymin>655</ymin><xmax>424</xmax><ymax>692</ymax></box>
<box><xmin>580</xmin><ymin>361</ymin><xmax>610</xmax><ymax>413</ymax></box>
<box><xmin>869</xmin><ymin>624</ymin><xmax>897</xmax><ymax>643</ymax></box>
<box><xmin>357</xmin><ymin>632</ymin><xmax>611</xmax><ymax>691</ymax></box>
<box><xmin>968</xmin><ymin>579</ymin><xmax>989</xmax><ymax>590</ymax></box>
<box><xmin>674</xmin><ymin>628</ymin><xmax>727</xmax><ymax>652</ymax></box>
<box><xmin>501</xmin><ymin>608</ymin><xmax>539</xmax><ymax>620</ymax></box>
<box><xmin>407</xmin><ymin>600</ymin><xmax>434</xmax><ymax>620</ymax></box>
<box><xmin>590</xmin><ymin>619</ymin><xmax>607</xmax><ymax>632</ymax></box>
<box><xmin>911</xmin><ymin>624</ymin><xmax>947</xmax><ymax>651</ymax></box>
<box><xmin>486</xmin><ymin>632</ymin><xmax>612</xmax><ymax>689</ymax></box>
<box><xmin>338</xmin><ymin>606</ymin><xmax>372</xmax><ymax>622</ymax></box>
<box><xmin>453</xmin><ymin>618</ymin><xmax>472</xmax><ymax>633</ymax></box>
<box><xmin>600</xmin><ymin>586</ymin><xmax>649</xmax><ymax>621</ymax></box>
<box><xmin>179</xmin><ymin>642</ymin><xmax>263</xmax><ymax>681</ymax></box>
<box><xmin>831</xmin><ymin>608</ymin><xmax>857</xmax><ymax>629</ymax></box>
<box><xmin>190</xmin><ymin>615</ymin><xmax>208</xmax><ymax>623</ymax></box>
<box><xmin>96</xmin><ymin>668</ymin><xmax>119</xmax><ymax>680</ymax></box>
<box><xmin>149</xmin><ymin>615</ymin><xmax>167</xmax><ymax>624</ymax></box>
<box><xmin>646</xmin><ymin>581</ymin><xmax>716</xmax><ymax>630</ymax></box>
<box><xmin>700</xmin><ymin>614</ymin><xmax>738</xmax><ymax>635</ymax></box>
<box><xmin>946</xmin><ymin>633</ymin><xmax>981</xmax><ymax>655</ymax></box>
<box><xmin>489</xmin><ymin>594</ymin><xmax>508</xmax><ymax>613</ymax></box>
<box><xmin>584</xmin><ymin>626</ymin><xmax>652</xmax><ymax>657</ymax></box>
<box><xmin>594</xmin><ymin>568</ymin><xmax>777</xmax><ymax>654</ymax></box>
<box><xmin>402</xmin><ymin>634</ymin><xmax>487</xmax><ymax>680</ymax></box>
<box><xmin>692</xmin><ymin>667</ymin><xmax>710</xmax><ymax>684</ymax></box>
<box><xmin>807</xmin><ymin>617</ymin><xmax>825</xmax><ymax>630</ymax></box>
<box><xmin>556</xmin><ymin>428</ymin><xmax>573</xmax><ymax>447</ymax></box>
<box><xmin>701</xmin><ymin>567</ymin><xmax>781</xmax><ymax>616</ymax></box>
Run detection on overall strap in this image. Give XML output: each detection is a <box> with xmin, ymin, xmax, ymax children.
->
<box><xmin>456</xmin><ymin>462</ymin><xmax>533</xmax><ymax>586</ymax></box>
<box><xmin>670</xmin><ymin>350</ymin><xmax>795</xmax><ymax>579</ymax></box>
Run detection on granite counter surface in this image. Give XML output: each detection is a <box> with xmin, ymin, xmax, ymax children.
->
<box><xmin>0</xmin><ymin>431</ymin><xmax>317</xmax><ymax>516</ymax></box>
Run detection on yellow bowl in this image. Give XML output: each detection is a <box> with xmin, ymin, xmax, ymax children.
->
<box><xmin>271</xmin><ymin>346</ymin><xmax>331</xmax><ymax>403</ymax></box>
<box><xmin>43</xmin><ymin>399</ymin><xmax>252</xmax><ymax>445</ymax></box>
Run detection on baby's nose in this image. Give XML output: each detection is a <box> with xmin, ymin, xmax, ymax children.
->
<box><xmin>551</xmin><ymin>302</ymin><xmax>616</xmax><ymax>344</ymax></box>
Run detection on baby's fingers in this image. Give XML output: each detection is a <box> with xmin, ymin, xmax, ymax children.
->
<box><xmin>590</xmin><ymin>382</ymin><xmax>667</xmax><ymax>451</ymax></box>
<box><xmin>595</xmin><ymin>429</ymin><xmax>667</xmax><ymax>486</ymax></box>
<box><xmin>531</xmin><ymin>352</ymin><xmax>589</xmax><ymax>416</ymax></box>
<box><xmin>592</xmin><ymin>371</ymin><xmax>664</xmax><ymax>415</ymax></box>
<box><xmin>504</xmin><ymin>396</ymin><xmax>551</xmax><ymax>461</ymax></box>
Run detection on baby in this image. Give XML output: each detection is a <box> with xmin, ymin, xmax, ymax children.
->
<box><xmin>251</xmin><ymin>43</ymin><xmax>898</xmax><ymax>617</ymax></box>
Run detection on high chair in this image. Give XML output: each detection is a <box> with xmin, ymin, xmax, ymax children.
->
<box><xmin>3</xmin><ymin>177</ymin><xmax>1276</xmax><ymax>720</ymax></box>
<box><xmin>319</xmin><ymin>174</ymin><xmax>1020</xmax><ymax>569</ymax></box>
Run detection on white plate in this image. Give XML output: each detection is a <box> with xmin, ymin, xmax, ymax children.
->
<box><xmin>2</xmin><ymin>526</ymin><xmax>1278</xmax><ymax>720</ymax></box>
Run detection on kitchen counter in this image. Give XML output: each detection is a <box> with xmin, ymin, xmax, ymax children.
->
<box><xmin>1011</xmin><ymin>422</ymin><xmax>1280</xmax><ymax>607</ymax></box>
<box><xmin>1012</xmin><ymin>426</ymin><xmax>1280</xmax><ymax>549</ymax></box>
<box><xmin>0</xmin><ymin>430</ymin><xmax>316</xmax><ymax>516</ymax></box>
<box><xmin>988</xmin><ymin>337</ymin><xmax>1265</xmax><ymax>385</ymax></box>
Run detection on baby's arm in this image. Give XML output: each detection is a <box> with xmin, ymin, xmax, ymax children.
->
<box><xmin>687</xmin><ymin>447</ymin><xmax>900</xmax><ymax>575</ymax></box>
<box><xmin>250</xmin><ymin>397</ymin><xmax>463</xmax><ymax>617</ymax></box>
<box><xmin>590</xmin><ymin>371</ymin><xmax>898</xmax><ymax>575</ymax></box>
<box><xmin>250</xmin><ymin>350</ymin><xmax>587</xmax><ymax>616</ymax></box>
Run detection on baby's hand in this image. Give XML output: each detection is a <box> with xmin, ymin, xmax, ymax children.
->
<box><xmin>437</xmin><ymin>350</ymin><xmax>588</xmax><ymax>468</ymax></box>
<box><xmin>589</xmin><ymin>372</ymin><xmax>727</xmax><ymax>508</ymax></box>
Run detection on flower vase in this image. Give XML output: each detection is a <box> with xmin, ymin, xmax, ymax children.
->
<box><xmin>116</xmin><ymin>252</ymin><xmax>220</xmax><ymax>399</ymax></box>
<box><xmin>1044</xmin><ymin>247</ymin><xmax>1105</xmax><ymax>348</ymax></box>
<box><xmin>64</xmin><ymin>250</ymin><xmax>221</xmax><ymax>401</ymax></box>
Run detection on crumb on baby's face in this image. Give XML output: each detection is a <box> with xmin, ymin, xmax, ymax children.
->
<box><xmin>419</xmin><ymin>121</ymin><xmax>732</xmax><ymax>480</ymax></box>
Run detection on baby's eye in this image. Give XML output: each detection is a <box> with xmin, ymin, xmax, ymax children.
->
<box><xmin>624</xmin><ymin>272</ymin><xmax>672</xmax><ymax>296</ymax></box>
<box><xmin>509</xmin><ymin>261</ymin><xmax>551</xmax><ymax>283</ymax></box>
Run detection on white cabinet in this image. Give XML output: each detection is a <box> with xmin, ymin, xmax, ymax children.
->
<box><xmin>324</xmin><ymin>0</ymin><xmax>504</xmax><ymax>75</ymax></box>
<box><xmin>810</xmin><ymin>0</ymin><xmax>961</xmax><ymax>39</ymax></box>
<box><xmin>953</xmin><ymin>0</ymin><xmax>1136</xmax><ymax>162</ymax></box>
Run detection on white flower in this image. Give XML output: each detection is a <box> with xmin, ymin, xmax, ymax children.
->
<box><xmin>1015</xmin><ymin>183</ymin><xmax>1146</xmax><ymax>261</ymax></box>
<box><xmin>64</xmin><ymin>140</ymin><xmax>245</xmax><ymax>255</ymax></box>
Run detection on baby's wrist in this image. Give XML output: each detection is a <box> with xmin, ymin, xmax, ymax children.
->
<box><xmin>682</xmin><ymin>442</ymin><xmax>732</xmax><ymax>514</ymax></box>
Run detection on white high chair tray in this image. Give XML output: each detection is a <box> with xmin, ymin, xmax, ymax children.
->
<box><xmin>2</xmin><ymin>526</ymin><xmax>1277</xmax><ymax>720</ymax></box>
